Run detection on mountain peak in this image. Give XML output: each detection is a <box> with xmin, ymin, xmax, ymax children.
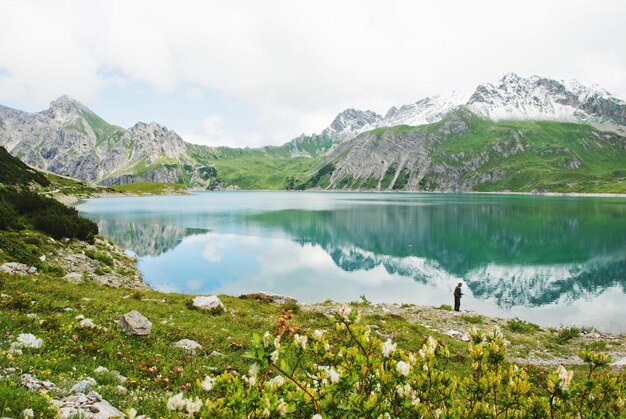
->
<box><xmin>48</xmin><ymin>95</ymin><xmax>94</xmax><ymax>117</ymax></box>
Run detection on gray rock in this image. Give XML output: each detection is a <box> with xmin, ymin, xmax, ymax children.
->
<box><xmin>80</xmin><ymin>318</ymin><xmax>97</xmax><ymax>328</ymax></box>
<box><xmin>71</xmin><ymin>380</ymin><xmax>92</xmax><ymax>394</ymax></box>
<box><xmin>11</xmin><ymin>333</ymin><xmax>43</xmax><ymax>349</ymax></box>
<box><xmin>118</xmin><ymin>310</ymin><xmax>152</xmax><ymax>337</ymax></box>
<box><xmin>90</xmin><ymin>400</ymin><xmax>124</xmax><ymax>418</ymax></box>
<box><xmin>239</xmin><ymin>292</ymin><xmax>297</xmax><ymax>304</ymax></box>
<box><xmin>192</xmin><ymin>295</ymin><xmax>225</xmax><ymax>313</ymax></box>
<box><xmin>64</xmin><ymin>272</ymin><xmax>84</xmax><ymax>284</ymax></box>
<box><xmin>174</xmin><ymin>339</ymin><xmax>204</xmax><ymax>355</ymax></box>
<box><xmin>0</xmin><ymin>262</ymin><xmax>37</xmax><ymax>275</ymax></box>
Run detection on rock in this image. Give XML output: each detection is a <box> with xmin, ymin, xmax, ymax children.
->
<box><xmin>192</xmin><ymin>295</ymin><xmax>225</xmax><ymax>313</ymax></box>
<box><xmin>94</xmin><ymin>366</ymin><xmax>108</xmax><ymax>374</ymax></box>
<box><xmin>26</xmin><ymin>313</ymin><xmax>39</xmax><ymax>320</ymax></box>
<box><xmin>22</xmin><ymin>408</ymin><xmax>34</xmax><ymax>418</ymax></box>
<box><xmin>209</xmin><ymin>350</ymin><xmax>225</xmax><ymax>357</ymax></box>
<box><xmin>75</xmin><ymin>314</ymin><xmax>85</xmax><ymax>321</ymax></box>
<box><xmin>71</xmin><ymin>380</ymin><xmax>93</xmax><ymax>394</ymax></box>
<box><xmin>239</xmin><ymin>292</ymin><xmax>297</xmax><ymax>304</ymax></box>
<box><xmin>11</xmin><ymin>333</ymin><xmax>43</xmax><ymax>350</ymax></box>
<box><xmin>0</xmin><ymin>262</ymin><xmax>37</xmax><ymax>275</ymax></box>
<box><xmin>79</xmin><ymin>318</ymin><xmax>97</xmax><ymax>328</ymax></box>
<box><xmin>461</xmin><ymin>334</ymin><xmax>470</xmax><ymax>342</ymax></box>
<box><xmin>64</xmin><ymin>272</ymin><xmax>84</xmax><ymax>284</ymax></box>
<box><xmin>90</xmin><ymin>400</ymin><xmax>124</xmax><ymax>418</ymax></box>
<box><xmin>20</xmin><ymin>374</ymin><xmax>56</xmax><ymax>391</ymax></box>
<box><xmin>118</xmin><ymin>310</ymin><xmax>152</xmax><ymax>337</ymax></box>
<box><xmin>38</xmin><ymin>255</ymin><xmax>46</xmax><ymax>262</ymax></box>
<box><xmin>446</xmin><ymin>330</ymin><xmax>460</xmax><ymax>338</ymax></box>
<box><xmin>115</xmin><ymin>385</ymin><xmax>127</xmax><ymax>394</ymax></box>
<box><xmin>611</xmin><ymin>357</ymin><xmax>626</xmax><ymax>367</ymax></box>
<box><xmin>174</xmin><ymin>339</ymin><xmax>204</xmax><ymax>355</ymax></box>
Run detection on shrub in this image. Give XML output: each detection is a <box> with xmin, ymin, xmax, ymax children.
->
<box><xmin>507</xmin><ymin>317</ymin><xmax>542</xmax><ymax>334</ymax></box>
<box><xmin>0</xmin><ymin>201</ymin><xmax>18</xmax><ymax>230</ymax></box>
<box><xmin>555</xmin><ymin>327</ymin><xmax>581</xmax><ymax>344</ymax></box>
<box><xmin>178</xmin><ymin>308</ymin><xmax>625</xmax><ymax>418</ymax></box>
<box><xmin>438</xmin><ymin>304</ymin><xmax>453</xmax><ymax>311</ymax></box>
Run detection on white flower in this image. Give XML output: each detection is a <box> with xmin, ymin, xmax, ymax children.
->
<box><xmin>313</xmin><ymin>329</ymin><xmax>325</xmax><ymax>340</ymax></box>
<box><xmin>423</xmin><ymin>364</ymin><xmax>429</xmax><ymax>372</ymax></box>
<box><xmin>327</xmin><ymin>368</ymin><xmax>340</xmax><ymax>384</ymax></box>
<box><xmin>274</xmin><ymin>336</ymin><xmax>281</xmax><ymax>349</ymax></box>
<box><xmin>277</xmin><ymin>398</ymin><xmax>288</xmax><ymax>416</ymax></box>
<box><xmin>249</xmin><ymin>363</ymin><xmax>259</xmax><ymax>377</ymax></box>
<box><xmin>396</xmin><ymin>361</ymin><xmax>411</xmax><ymax>377</ymax></box>
<box><xmin>271</xmin><ymin>350</ymin><xmax>279</xmax><ymax>363</ymax></box>
<box><xmin>185</xmin><ymin>397</ymin><xmax>202</xmax><ymax>416</ymax></box>
<box><xmin>268</xmin><ymin>375</ymin><xmax>285</xmax><ymax>390</ymax></box>
<box><xmin>396</xmin><ymin>383</ymin><xmax>412</xmax><ymax>398</ymax></box>
<box><xmin>22</xmin><ymin>409</ymin><xmax>34</xmax><ymax>419</ymax></box>
<box><xmin>293</xmin><ymin>334</ymin><xmax>308</xmax><ymax>350</ymax></box>
<box><xmin>318</xmin><ymin>366</ymin><xmax>340</xmax><ymax>384</ymax></box>
<box><xmin>166</xmin><ymin>393</ymin><xmax>186</xmax><ymax>411</ymax></box>
<box><xmin>381</xmin><ymin>339</ymin><xmax>397</xmax><ymax>357</ymax></box>
<box><xmin>556</xmin><ymin>365</ymin><xmax>573</xmax><ymax>390</ymax></box>
<box><xmin>312</xmin><ymin>415</ymin><xmax>323</xmax><ymax>419</ymax></box>
<box><xmin>263</xmin><ymin>331</ymin><xmax>271</xmax><ymax>347</ymax></box>
<box><xmin>338</xmin><ymin>305</ymin><xmax>352</xmax><ymax>321</ymax></box>
<box><xmin>201</xmin><ymin>376</ymin><xmax>215</xmax><ymax>391</ymax></box>
<box><xmin>434</xmin><ymin>408</ymin><xmax>442</xmax><ymax>418</ymax></box>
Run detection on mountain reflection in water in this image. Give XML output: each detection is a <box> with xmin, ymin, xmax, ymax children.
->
<box><xmin>80</xmin><ymin>192</ymin><xmax>626</xmax><ymax>332</ymax></box>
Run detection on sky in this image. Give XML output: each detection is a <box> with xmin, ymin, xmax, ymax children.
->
<box><xmin>1</xmin><ymin>0</ymin><xmax>625</xmax><ymax>148</ymax></box>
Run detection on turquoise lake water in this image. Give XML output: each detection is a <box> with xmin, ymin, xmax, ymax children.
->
<box><xmin>77</xmin><ymin>191</ymin><xmax>626</xmax><ymax>332</ymax></box>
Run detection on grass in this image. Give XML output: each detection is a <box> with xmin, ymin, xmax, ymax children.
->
<box><xmin>109</xmin><ymin>182</ymin><xmax>189</xmax><ymax>195</ymax></box>
<box><xmin>507</xmin><ymin>317</ymin><xmax>542</xmax><ymax>334</ymax></box>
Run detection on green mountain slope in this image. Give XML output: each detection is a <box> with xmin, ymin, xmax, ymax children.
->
<box><xmin>304</xmin><ymin>109</ymin><xmax>626</xmax><ymax>193</ymax></box>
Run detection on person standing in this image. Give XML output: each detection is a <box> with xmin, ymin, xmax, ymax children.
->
<box><xmin>454</xmin><ymin>282</ymin><xmax>463</xmax><ymax>311</ymax></box>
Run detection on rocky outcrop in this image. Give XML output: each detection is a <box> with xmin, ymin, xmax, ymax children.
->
<box><xmin>240</xmin><ymin>292</ymin><xmax>297</xmax><ymax>304</ymax></box>
<box><xmin>0</xmin><ymin>262</ymin><xmax>37</xmax><ymax>275</ymax></box>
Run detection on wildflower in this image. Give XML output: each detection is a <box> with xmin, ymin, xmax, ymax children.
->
<box><xmin>423</xmin><ymin>364</ymin><xmax>429</xmax><ymax>372</ymax></box>
<box><xmin>268</xmin><ymin>375</ymin><xmax>285</xmax><ymax>390</ymax></box>
<box><xmin>312</xmin><ymin>415</ymin><xmax>323</xmax><ymax>419</ymax></box>
<box><xmin>396</xmin><ymin>361</ymin><xmax>411</xmax><ymax>377</ymax></box>
<box><xmin>338</xmin><ymin>305</ymin><xmax>352</xmax><ymax>321</ymax></box>
<box><xmin>381</xmin><ymin>339</ymin><xmax>397</xmax><ymax>357</ymax></box>
<box><xmin>271</xmin><ymin>350</ymin><xmax>279</xmax><ymax>363</ymax></box>
<box><xmin>313</xmin><ymin>329</ymin><xmax>325</xmax><ymax>340</ymax></box>
<box><xmin>556</xmin><ymin>365</ymin><xmax>573</xmax><ymax>390</ymax></box>
<box><xmin>396</xmin><ymin>383</ymin><xmax>412</xmax><ymax>398</ymax></box>
<box><xmin>293</xmin><ymin>334</ymin><xmax>308</xmax><ymax>350</ymax></box>
<box><xmin>263</xmin><ymin>331</ymin><xmax>271</xmax><ymax>347</ymax></box>
<box><xmin>273</xmin><ymin>336</ymin><xmax>281</xmax><ymax>349</ymax></box>
<box><xmin>249</xmin><ymin>363</ymin><xmax>259</xmax><ymax>377</ymax></box>
<box><xmin>277</xmin><ymin>398</ymin><xmax>288</xmax><ymax>416</ymax></box>
<box><xmin>185</xmin><ymin>397</ymin><xmax>202</xmax><ymax>416</ymax></box>
<box><xmin>166</xmin><ymin>393</ymin><xmax>186</xmax><ymax>411</ymax></box>
<box><xmin>201</xmin><ymin>376</ymin><xmax>215</xmax><ymax>391</ymax></box>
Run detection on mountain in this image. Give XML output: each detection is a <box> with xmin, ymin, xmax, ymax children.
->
<box><xmin>304</xmin><ymin>108</ymin><xmax>626</xmax><ymax>192</ymax></box>
<box><xmin>308</xmin><ymin>73</ymin><xmax>626</xmax><ymax>144</ymax></box>
<box><xmin>0</xmin><ymin>73</ymin><xmax>625</xmax><ymax>192</ymax></box>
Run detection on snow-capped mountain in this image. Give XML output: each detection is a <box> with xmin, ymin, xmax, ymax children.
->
<box><xmin>319</xmin><ymin>73</ymin><xmax>626</xmax><ymax>143</ymax></box>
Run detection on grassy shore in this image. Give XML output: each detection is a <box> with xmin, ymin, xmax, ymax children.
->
<box><xmin>1</xmin><ymin>230</ymin><xmax>625</xmax><ymax>416</ymax></box>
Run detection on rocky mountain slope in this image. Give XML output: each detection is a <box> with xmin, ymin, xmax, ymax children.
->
<box><xmin>1</xmin><ymin>73</ymin><xmax>625</xmax><ymax>192</ymax></box>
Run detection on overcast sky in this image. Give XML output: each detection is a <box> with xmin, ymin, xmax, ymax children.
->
<box><xmin>1</xmin><ymin>0</ymin><xmax>625</xmax><ymax>147</ymax></box>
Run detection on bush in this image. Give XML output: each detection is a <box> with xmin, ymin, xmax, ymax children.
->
<box><xmin>438</xmin><ymin>304</ymin><xmax>453</xmax><ymax>311</ymax></box>
<box><xmin>0</xmin><ymin>189</ymin><xmax>98</xmax><ymax>243</ymax></box>
<box><xmin>0</xmin><ymin>201</ymin><xmax>18</xmax><ymax>230</ymax></box>
<box><xmin>555</xmin><ymin>327</ymin><xmax>581</xmax><ymax>344</ymax></box>
<box><xmin>0</xmin><ymin>235</ymin><xmax>39</xmax><ymax>266</ymax></box>
<box><xmin>172</xmin><ymin>307</ymin><xmax>624</xmax><ymax>418</ymax></box>
<box><xmin>507</xmin><ymin>317</ymin><xmax>542</xmax><ymax>334</ymax></box>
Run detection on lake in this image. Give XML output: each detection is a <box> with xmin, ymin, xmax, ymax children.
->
<box><xmin>77</xmin><ymin>191</ymin><xmax>626</xmax><ymax>332</ymax></box>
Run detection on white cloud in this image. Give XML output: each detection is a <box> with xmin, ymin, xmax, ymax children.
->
<box><xmin>1</xmin><ymin>0</ymin><xmax>625</xmax><ymax>146</ymax></box>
